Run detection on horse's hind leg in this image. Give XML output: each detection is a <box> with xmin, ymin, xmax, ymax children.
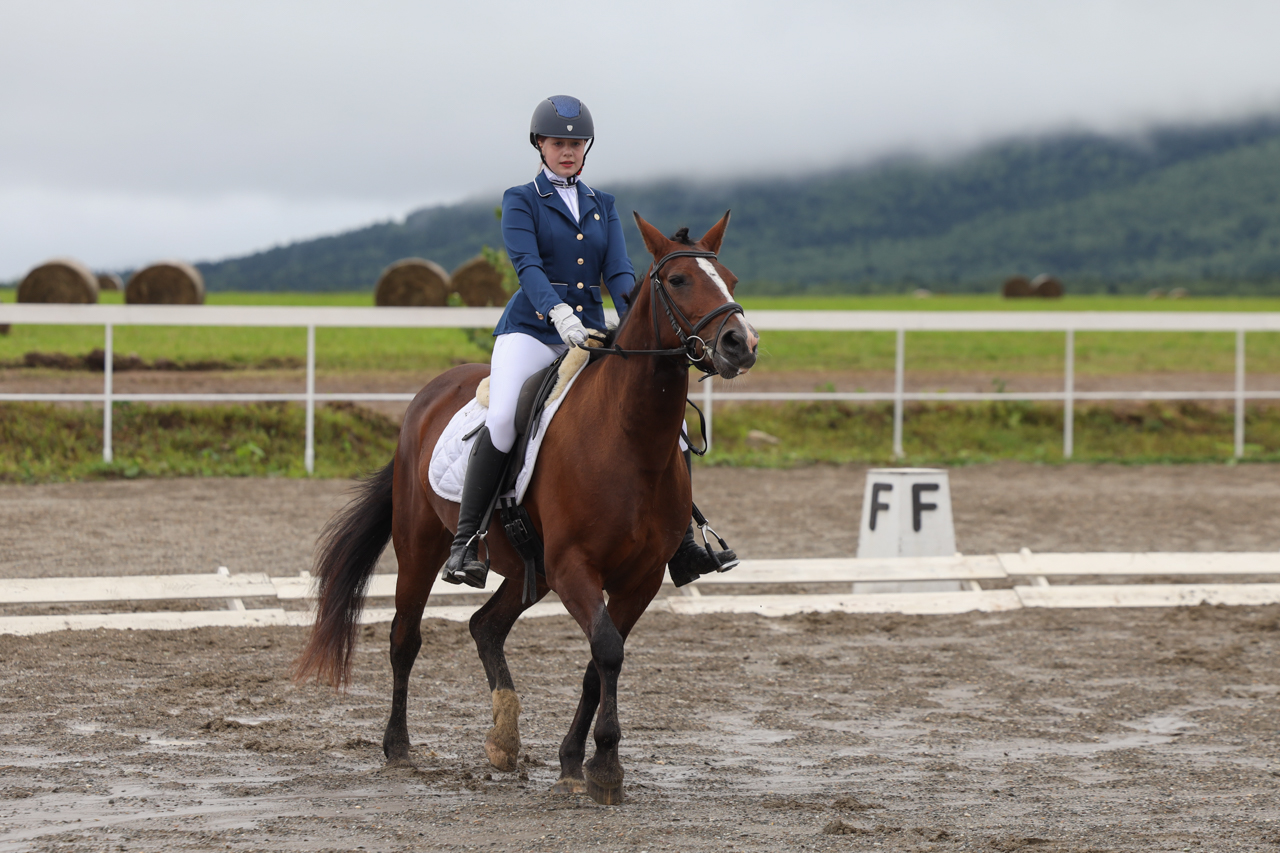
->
<box><xmin>469</xmin><ymin>577</ymin><xmax>543</xmax><ymax>772</ymax></box>
<box><xmin>383</xmin><ymin>489</ymin><xmax>450</xmax><ymax>767</ymax></box>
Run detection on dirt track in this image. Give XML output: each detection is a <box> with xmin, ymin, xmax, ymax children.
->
<box><xmin>2</xmin><ymin>464</ymin><xmax>1280</xmax><ymax>851</ymax></box>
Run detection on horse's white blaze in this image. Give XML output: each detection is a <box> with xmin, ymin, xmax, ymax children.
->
<box><xmin>696</xmin><ymin>258</ymin><xmax>733</xmax><ymax>301</ymax></box>
<box><xmin>695</xmin><ymin>256</ymin><xmax>756</xmax><ymax>344</ymax></box>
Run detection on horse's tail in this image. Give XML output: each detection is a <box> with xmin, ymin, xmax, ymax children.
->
<box><xmin>293</xmin><ymin>458</ymin><xmax>396</xmax><ymax>689</ymax></box>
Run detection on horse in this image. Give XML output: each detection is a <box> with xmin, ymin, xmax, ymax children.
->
<box><xmin>294</xmin><ymin>211</ymin><xmax>758</xmax><ymax>805</ymax></box>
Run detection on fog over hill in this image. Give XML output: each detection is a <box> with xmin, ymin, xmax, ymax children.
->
<box><xmin>196</xmin><ymin>115</ymin><xmax>1280</xmax><ymax>295</ymax></box>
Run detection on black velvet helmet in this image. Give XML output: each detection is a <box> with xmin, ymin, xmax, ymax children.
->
<box><xmin>529</xmin><ymin>96</ymin><xmax>595</xmax><ymax>149</ymax></box>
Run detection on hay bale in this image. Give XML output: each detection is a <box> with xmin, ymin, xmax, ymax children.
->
<box><xmin>1169</xmin><ymin>287</ymin><xmax>1189</xmax><ymax>299</ymax></box>
<box><xmin>126</xmin><ymin>261</ymin><xmax>205</xmax><ymax>304</ymax></box>
<box><xmin>96</xmin><ymin>273</ymin><xmax>122</xmax><ymax>292</ymax></box>
<box><xmin>374</xmin><ymin>259</ymin><xmax>450</xmax><ymax>307</ymax></box>
<box><xmin>451</xmin><ymin>256</ymin><xmax>510</xmax><ymax>307</ymax></box>
<box><xmin>17</xmin><ymin>258</ymin><xmax>99</xmax><ymax>303</ymax></box>
<box><xmin>1001</xmin><ymin>275</ymin><xmax>1032</xmax><ymax>298</ymax></box>
<box><xmin>1031</xmin><ymin>274</ymin><xmax>1063</xmax><ymax>298</ymax></box>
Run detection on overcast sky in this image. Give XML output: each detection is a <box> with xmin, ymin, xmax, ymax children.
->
<box><xmin>2</xmin><ymin>0</ymin><xmax>1279</xmax><ymax>280</ymax></box>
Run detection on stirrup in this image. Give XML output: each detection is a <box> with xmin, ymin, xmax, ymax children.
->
<box><xmin>698</xmin><ymin>521</ymin><xmax>739</xmax><ymax>572</ymax></box>
<box><xmin>440</xmin><ymin>532</ymin><xmax>489</xmax><ymax>588</ymax></box>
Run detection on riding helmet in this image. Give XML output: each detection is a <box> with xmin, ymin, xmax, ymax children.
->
<box><xmin>529</xmin><ymin>96</ymin><xmax>595</xmax><ymax>149</ymax></box>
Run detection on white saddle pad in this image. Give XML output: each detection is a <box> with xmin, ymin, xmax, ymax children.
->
<box><xmin>428</xmin><ymin>345</ymin><xmax>592</xmax><ymax>506</ymax></box>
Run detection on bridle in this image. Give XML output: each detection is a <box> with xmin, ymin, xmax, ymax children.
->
<box><xmin>588</xmin><ymin>249</ymin><xmax>746</xmax><ymax>376</ymax></box>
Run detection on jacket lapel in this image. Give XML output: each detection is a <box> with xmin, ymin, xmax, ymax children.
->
<box><xmin>576</xmin><ymin>182</ymin><xmax>599</xmax><ymax>224</ymax></box>
<box><xmin>534</xmin><ymin>171</ymin><xmax>580</xmax><ymax>227</ymax></box>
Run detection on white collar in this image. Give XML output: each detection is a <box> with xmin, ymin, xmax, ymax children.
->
<box><xmin>542</xmin><ymin>166</ymin><xmax>579</xmax><ymax>188</ymax></box>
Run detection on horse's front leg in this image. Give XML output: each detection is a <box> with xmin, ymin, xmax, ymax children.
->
<box><xmin>556</xmin><ymin>572</ymin><xmax>663</xmax><ymax>805</ymax></box>
<box><xmin>469</xmin><ymin>574</ymin><xmax>543</xmax><ymax>772</ymax></box>
<box><xmin>581</xmin><ymin>605</ymin><xmax>626</xmax><ymax>804</ymax></box>
<box><xmin>552</xmin><ymin>659</ymin><xmax>600</xmax><ymax>795</ymax></box>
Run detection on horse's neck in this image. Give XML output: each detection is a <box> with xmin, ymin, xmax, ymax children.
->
<box><xmin>597</xmin><ymin>288</ymin><xmax>690</xmax><ymax>451</ymax></box>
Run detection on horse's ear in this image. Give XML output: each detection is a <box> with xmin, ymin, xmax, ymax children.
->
<box><xmin>633</xmin><ymin>212</ymin><xmax>669</xmax><ymax>257</ymax></box>
<box><xmin>698</xmin><ymin>210</ymin><xmax>731</xmax><ymax>254</ymax></box>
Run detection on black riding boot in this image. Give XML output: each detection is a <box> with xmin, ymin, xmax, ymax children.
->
<box><xmin>666</xmin><ymin>449</ymin><xmax>739</xmax><ymax>587</ymax></box>
<box><xmin>440</xmin><ymin>427</ymin><xmax>510</xmax><ymax>588</ymax></box>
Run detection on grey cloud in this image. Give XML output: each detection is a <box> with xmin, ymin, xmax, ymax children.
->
<box><xmin>2</xmin><ymin>0</ymin><xmax>1279</xmax><ymax>276</ymax></box>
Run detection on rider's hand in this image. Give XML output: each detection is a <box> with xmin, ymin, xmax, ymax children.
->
<box><xmin>548</xmin><ymin>303</ymin><xmax>588</xmax><ymax>347</ymax></box>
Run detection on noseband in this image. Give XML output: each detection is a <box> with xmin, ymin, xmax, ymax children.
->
<box><xmin>590</xmin><ymin>249</ymin><xmax>746</xmax><ymax>376</ymax></box>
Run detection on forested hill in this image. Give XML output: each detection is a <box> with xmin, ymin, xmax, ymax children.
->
<box><xmin>198</xmin><ymin>115</ymin><xmax>1280</xmax><ymax>294</ymax></box>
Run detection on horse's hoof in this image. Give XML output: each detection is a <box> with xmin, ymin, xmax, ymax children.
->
<box><xmin>484</xmin><ymin>737</ymin><xmax>518</xmax><ymax>773</ymax></box>
<box><xmin>550</xmin><ymin>776</ymin><xmax>588</xmax><ymax>795</ymax></box>
<box><xmin>585</xmin><ymin>774</ymin><xmax>624</xmax><ymax>805</ymax></box>
<box><xmin>384</xmin><ymin>756</ymin><xmax>416</xmax><ymax>770</ymax></box>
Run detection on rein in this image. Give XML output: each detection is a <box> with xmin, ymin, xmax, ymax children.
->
<box><xmin>584</xmin><ymin>249</ymin><xmax>746</xmax><ymax>377</ymax></box>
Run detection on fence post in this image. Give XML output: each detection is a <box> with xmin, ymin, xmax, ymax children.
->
<box><xmin>893</xmin><ymin>328</ymin><xmax>904</xmax><ymax>458</ymax></box>
<box><xmin>1235</xmin><ymin>328</ymin><xmax>1246</xmax><ymax>459</ymax></box>
<box><xmin>103</xmin><ymin>322</ymin><xmax>113</xmax><ymax>463</ymax></box>
<box><xmin>1063</xmin><ymin>328</ymin><xmax>1074</xmax><ymax>460</ymax></box>
<box><xmin>703</xmin><ymin>373</ymin><xmax>713</xmax><ymax>455</ymax></box>
<box><xmin>305</xmin><ymin>324</ymin><xmax>316</xmax><ymax>475</ymax></box>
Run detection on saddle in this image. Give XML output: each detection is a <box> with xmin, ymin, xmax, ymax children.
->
<box><xmin>474</xmin><ymin>350</ymin><xmax>576</xmax><ymax>604</ymax></box>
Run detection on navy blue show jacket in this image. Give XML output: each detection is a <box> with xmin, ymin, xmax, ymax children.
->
<box><xmin>494</xmin><ymin>171</ymin><xmax>634</xmax><ymax>343</ymax></box>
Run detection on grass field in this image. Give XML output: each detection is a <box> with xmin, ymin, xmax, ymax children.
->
<box><xmin>2</xmin><ymin>398</ymin><xmax>1276</xmax><ymax>483</ymax></box>
<box><xmin>2</xmin><ymin>290</ymin><xmax>1279</xmax><ymax>374</ymax></box>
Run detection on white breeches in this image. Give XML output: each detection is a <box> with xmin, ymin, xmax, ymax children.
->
<box><xmin>485</xmin><ymin>333</ymin><xmax>568</xmax><ymax>453</ymax></box>
<box><xmin>483</xmin><ymin>331</ymin><xmax>691</xmax><ymax>455</ymax></box>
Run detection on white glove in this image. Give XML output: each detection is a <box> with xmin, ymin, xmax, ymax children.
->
<box><xmin>548</xmin><ymin>302</ymin><xmax>588</xmax><ymax>347</ymax></box>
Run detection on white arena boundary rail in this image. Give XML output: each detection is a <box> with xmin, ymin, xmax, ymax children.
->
<box><xmin>3</xmin><ymin>553</ymin><xmax>1280</xmax><ymax>636</ymax></box>
<box><xmin>2</xmin><ymin>304</ymin><xmax>1279</xmax><ymax>468</ymax></box>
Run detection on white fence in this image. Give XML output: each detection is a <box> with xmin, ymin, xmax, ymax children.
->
<box><xmin>2</xmin><ymin>304</ymin><xmax>1279</xmax><ymax>469</ymax></box>
<box><xmin>4</xmin><ymin>552</ymin><xmax>1280</xmax><ymax>635</ymax></box>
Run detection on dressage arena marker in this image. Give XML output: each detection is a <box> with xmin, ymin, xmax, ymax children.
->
<box><xmin>855</xmin><ymin>467</ymin><xmax>960</xmax><ymax>593</ymax></box>
<box><xmin>3</xmin><ymin>552</ymin><xmax>1280</xmax><ymax>635</ymax></box>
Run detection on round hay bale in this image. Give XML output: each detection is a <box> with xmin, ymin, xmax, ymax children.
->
<box><xmin>451</xmin><ymin>256</ymin><xmax>510</xmax><ymax>307</ymax></box>
<box><xmin>1002</xmin><ymin>275</ymin><xmax>1032</xmax><ymax>298</ymax></box>
<box><xmin>17</xmin><ymin>258</ymin><xmax>99</xmax><ymax>304</ymax></box>
<box><xmin>1031</xmin><ymin>274</ymin><xmax>1063</xmax><ymax>298</ymax></box>
<box><xmin>125</xmin><ymin>261</ymin><xmax>205</xmax><ymax>305</ymax></box>
<box><xmin>375</xmin><ymin>259</ymin><xmax>450</xmax><ymax>307</ymax></box>
<box><xmin>1169</xmin><ymin>287</ymin><xmax>1189</xmax><ymax>300</ymax></box>
<box><xmin>96</xmin><ymin>273</ymin><xmax>122</xmax><ymax>292</ymax></box>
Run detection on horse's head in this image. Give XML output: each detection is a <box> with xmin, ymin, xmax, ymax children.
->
<box><xmin>632</xmin><ymin>211</ymin><xmax>759</xmax><ymax>379</ymax></box>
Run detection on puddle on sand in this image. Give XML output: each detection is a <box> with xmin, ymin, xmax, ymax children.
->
<box><xmin>1132</xmin><ymin>714</ymin><xmax>1198</xmax><ymax>735</ymax></box>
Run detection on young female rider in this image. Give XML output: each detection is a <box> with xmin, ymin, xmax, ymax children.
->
<box><xmin>439</xmin><ymin>95</ymin><xmax>737</xmax><ymax>588</ymax></box>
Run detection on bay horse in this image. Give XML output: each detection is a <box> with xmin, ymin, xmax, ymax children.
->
<box><xmin>294</xmin><ymin>212</ymin><xmax>758</xmax><ymax>805</ymax></box>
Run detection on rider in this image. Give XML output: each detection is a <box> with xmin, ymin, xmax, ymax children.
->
<box><xmin>439</xmin><ymin>95</ymin><xmax>737</xmax><ymax>589</ymax></box>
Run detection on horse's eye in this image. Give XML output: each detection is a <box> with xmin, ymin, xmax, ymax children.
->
<box><xmin>668</xmin><ymin>274</ymin><xmax>687</xmax><ymax>287</ymax></box>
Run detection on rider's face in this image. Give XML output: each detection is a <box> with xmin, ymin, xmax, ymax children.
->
<box><xmin>538</xmin><ymin>137</ymin><xmax>586</xmax><ymax>178</ymax></box>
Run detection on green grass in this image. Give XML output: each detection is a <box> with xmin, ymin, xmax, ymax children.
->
<box><xmin>0</xmin><ymin>402</ymin><xmax>399</xmax><ymax>482</ymax></box>
<box><xmin>3</xmin><ymin>397</ymin><xmax>1277</xmax><ymax>483</ymax></box>
<box><xmin>698</xmin><ymin>400</ymin><xmax>1280</xmax><ymax>467</ymax></box>
<box><xmin>2</xmin><ymin>290</ymin><xmax>1279</xmax><ymax>374</ymax></box>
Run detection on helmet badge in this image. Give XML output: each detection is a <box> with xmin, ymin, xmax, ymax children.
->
<box><xmin>566</xmin><ymin>125</ymin><xmax>573</xmax><ymax>131</ymax></box>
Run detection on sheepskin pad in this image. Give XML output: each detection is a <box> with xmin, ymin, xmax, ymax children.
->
<box><xmin>428</xmin><ymin>344</ymin><xmax>593</xmax><ymax>505</ymax></box>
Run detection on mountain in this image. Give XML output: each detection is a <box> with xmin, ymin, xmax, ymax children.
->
<box><xmin>196</xmin><ymin>115</ymin><xmax>1280</xmax><ymax>295</ymax></box>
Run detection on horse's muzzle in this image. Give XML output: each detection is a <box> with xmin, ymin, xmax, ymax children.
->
<box><xmin>711</xmin><ymin>318</ymin><xmax>759</xmax><ymax>378</ymax></box>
